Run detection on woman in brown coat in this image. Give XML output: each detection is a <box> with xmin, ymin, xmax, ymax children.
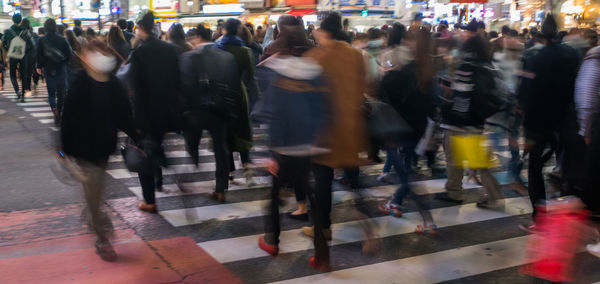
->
<box><xmin>300</xmin><ymin>11</ymin><xmax>371</xmax><ymax>270</ymax></box>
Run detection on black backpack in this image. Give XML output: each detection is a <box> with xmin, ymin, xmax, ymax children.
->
<box><xmin>462</xmin><ymin>63</ymin><xmax>509</xmax><ymax>119</ymax></box>
<box><xmin>468</xmin><ymin>63</ymin><xmax>508</xmax><ymax>120</ymax></box>
<box><xmin>188</xmin><ymin>46</ymin><xmax>240</xmax><ymax>119</ymax></box>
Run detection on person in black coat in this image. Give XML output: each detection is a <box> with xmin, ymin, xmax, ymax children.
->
<box><xmin>61</xmin><ymin>39</ymin><xmax>135</xmax><ymax>261</ymax></box>
<box><xmin>180</xmin><ymin>25</ymin><xmax>240</xmax><ymax>203</ymax></box>
<box><xmin>37</xmin><ymin>18</ymin><xmax>71</xmax><ymax>123</ymax></box>
<box><xmin>377</xmin><ymin>27</ymin><xmax>436</xmax><ymax>233</ymax></box>
<box><xmin>523</xmin><ymin>15</ymin><xmax>584</xmax><ymax>225</ymax></box>
<box><xmin>129</xmin><ymin>12</ymin><xmax>181</xmax><ymax>213</ymax></box>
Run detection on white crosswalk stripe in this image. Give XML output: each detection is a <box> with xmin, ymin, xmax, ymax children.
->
<box><xmin>271</xmin><ymin>235</ymin><xmax>530</xmax><ymax>284</ymax></box>
<box><xmin>16</xmin><ymin>101</ymin><xmax>47</xmax><ymax>106</ymax></box>
<box><xmin>30</xmin><ymin>112</ymin><xmax>54</xmax><ymax>118</ymax></box>
<box><xmin>24</xmin><ymin>107</ymin><xmax>52</xmax><ymax>112</ymax></box>
<box><xmin>38</xmin><ymin>119</ymin><xmax>55</xmax><ymax>124</ymax></box>
<box><xmin>199</xmin><ymin>197</ymin><xmax>532</xmax><ymax>264</ymax></box>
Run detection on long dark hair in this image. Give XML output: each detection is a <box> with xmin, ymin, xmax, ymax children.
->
<box><xmin>108</xmin><ymin>25</ymin><xmax>126</xmax><ymax>46</ymax></box>
<box><xmin>410</xmin><ymin>27</ymin><xmax>434</xmax><ymax>93</ymax></box>
<box><xmin>64</xmin><ymin>30</ymin><xmax>81</xmax><ymax>52</ymax></box>
<box><xmin>461</xmin><ymin>34</ymin><xmax>491</xmax><ymax>63</ymax></box>
<box><xmin>21</xmin><ymin>18</ymin><xmax>31</xmax><ymax>31</ymax></box>
<box><xmin>270</xmin><ymin>25</ymin><xmax>312</xmax><ymax>56</ymax></box>
<box><xmin>168</xmin><ymin>23</ymin><xmax>187</xmax><ymax>46</ymax></box>
<box><xmin>387</xmin><ymin>22</ymin><xmax>406</xmax><ymax>47</ymax></box>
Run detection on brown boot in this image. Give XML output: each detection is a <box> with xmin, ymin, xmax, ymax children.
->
<box><xmin>138</xmin><ymin>202</ymin><xmax>157</xmax><ymax>213</ymax></box>
<box><xmin>210</xmin><ymin>191</ymin><xmax>226</xmax><ymax>203</ymax></box>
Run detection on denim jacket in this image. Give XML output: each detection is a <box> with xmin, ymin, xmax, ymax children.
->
<box><xmin>253</xmin><ymin>55</ymin><xmax>330</xmax><ymax>156</ymax></box>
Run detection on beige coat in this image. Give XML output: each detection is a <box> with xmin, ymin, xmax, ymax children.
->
<box><xmin>307</xmin><ymin>40</ymin><xmax>369</xmax><ymax>168</ymax></box>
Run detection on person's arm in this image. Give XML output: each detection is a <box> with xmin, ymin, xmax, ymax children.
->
<box><xmin>62</xmin><ymin>38</ymin><xmax>72</xmax><ymax>63</ymax></box>
<box><xmin>1</xmin><ymin>29</ymin><xmax>11</xmax><ymax>51</ymax></box>
<box><xmin>178</xmin><ymin>51</ymin><xmax>196</xmax><ymax>113</ymax></box>
<box><xmin>113</xmin><ymin>82</ymin><xmax>137</xmax><ymax>140</ymax></box>
<box><xmin>575</xmin><ymin>57</ymin><xmax>600</xmax><ymax>139</ymax></box>
<box><xmin>36</xmin><ymin>37</ymin><xmax>45</xmax><ymax>73</ymax></box>
<box><xmin>60</xmin><ymin>76</ymin><xmax>81</xmax><ymax>154</ymax></box>
<box><xmin>242</xmin><ymin>48</ymin><xmax>260</xmax><ymax>110</ymax></box>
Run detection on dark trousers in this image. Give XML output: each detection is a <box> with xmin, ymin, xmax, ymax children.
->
<box><xmin>526</xmin><ymin>130</ymin><xmax>556</xmax><ymax>216</ymax></box>
<box><xmin>183</xmin><ymin>112</ymin><xmax>230</xmax><ymax>193</ymax></box>
<box><xmin>45</xmin><ymin>68</ymin><xmax>67</xmax><ymax>111</ymax></box>
<box><xmin>139</xmin><ymin>135</ymin><xmax>164</xmax><ymax>205</ymax></box>
<box><xmin>9</xmin><ymin>58</ymin><xmax>27</xmax><ymax>95</ymax></box>
<box><xmin>265</xmin><ymin>155</ymin><xmax>312</xmax><ymax>244</ymax></box>
<box><xmin>32</xmin><ymin>68</ymin><xmax>40</xmax><ymax>85</ymax></box>
<box><xmin>313</xmin><ymin>163</ymin><xmax>334</xmax><ymax>229</ymax></box>
<box><xmin>266</xmin><ymin>155</ymin><xmax>329</xmax><ymax>262</ymax></box>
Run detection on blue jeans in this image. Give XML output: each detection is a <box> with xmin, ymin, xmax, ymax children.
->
<box><xmin>45</xmin><ymin>68</ymin><xmax>67</xmax><ymax>111</ymax></box>
<box><xmin>387</xmin><ymin>141</ymin><xmax>433</xmax><ymax>225</ymax></box>
<box><xmin>382</xmin><ymin>156</ymin><xmax>393</xmax><ymax>173</ymax></box>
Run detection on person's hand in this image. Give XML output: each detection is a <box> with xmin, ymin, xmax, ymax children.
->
<box><xmin>585</xmin><ymin>136</ymin><xmax>591</xmax><ymax>145</ymax></box>
<box><xmin>267</xmin><ymin>158</ymin><xmax>279</xmax><ymax>177</ymax></box>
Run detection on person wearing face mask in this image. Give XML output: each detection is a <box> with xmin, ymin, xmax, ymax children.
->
<box><xmin>61</xmin><ymin>39</ymin><xmax>136</xmax><ymax>262</ymax></box>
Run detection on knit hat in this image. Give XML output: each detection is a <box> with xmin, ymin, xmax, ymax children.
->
<box><xmin>462</xmin><ymin>19</ymin><xmax>479</xmax><ymax>33</ymax></box>
<box><xmin>12</xmin><ymin>13</ymin><xmax>21</xmax><ymax>24</ymax></box>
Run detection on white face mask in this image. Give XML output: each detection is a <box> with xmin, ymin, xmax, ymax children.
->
<box><xmin>86</xmin><ymin>51</ymin><xmax>116</xmax><ymax>74</ymax></box>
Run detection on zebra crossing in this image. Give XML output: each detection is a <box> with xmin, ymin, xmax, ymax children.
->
<box><xmin>108</xmin><ymin>118</ymin><xmax>545</xmax><ymax>283</ymax></box>
<box><xmin>1</xmin><ymin>86</ymin><xmax>58</xmax><ymax>126</ymax></box>
<box><xmin>2</xmin><ymin>84</ymin><xmax>579</xmax><ymax>283</ymax></box>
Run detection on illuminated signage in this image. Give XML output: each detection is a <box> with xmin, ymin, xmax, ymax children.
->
<box><xmin>202</xmin><ymin>3</ymin><xmax>244</xmax><ymax>14</ymax></box>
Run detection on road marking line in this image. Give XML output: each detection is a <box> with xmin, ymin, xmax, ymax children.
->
<box><xmin>24</xmin><ymin>107</ymin><xmax>51</xmax><ymax>112</ymax></box>
<box><xmin>271</xmin><ymin>235</ymin><xmax>530</xmax><ymax>284</ymax></box>
<box><xmin>197</xmin><ymin>196</ymin><xmax>532</xmax><ymax>263</ymax></box>
<box><xmin>30</xmin><ymin>112</ymin><xmax>53</xmax><ymax>118</ymax></box>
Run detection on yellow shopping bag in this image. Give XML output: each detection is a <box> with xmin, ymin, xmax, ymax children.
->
<box><xmin>450</xmin><ymin>134</ymin><xmax>494</xmax><ymax>169</ymax></box>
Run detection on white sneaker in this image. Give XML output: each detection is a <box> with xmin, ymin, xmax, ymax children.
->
<box><xmin>244</xmin><ymin>167</ymin><xmax>256</xmax><ymax>187</ymax></box>
<box><xmin>587</xmin><ymin>242</ymin><xmax>600</xmax><ymax>258</ymax></box>
<box><xmin>376</xmin><ymin>173</ymin><xmax>389</xmax><ymax>183</ymax></box>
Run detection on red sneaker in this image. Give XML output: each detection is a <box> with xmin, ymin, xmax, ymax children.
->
<box><xmin>258</xmin><ymin>235</ymin><xmax>279</xmax><ymax>256</ymax></box>
<box><xmin>379</xmin><ymin>201</ymin><xmax>403</xmax><ymax>217</ymax></box>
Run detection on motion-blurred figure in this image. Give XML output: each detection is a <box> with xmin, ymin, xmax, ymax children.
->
<box><xmin>301</xmin><ymin>12</ymin><xmax>369</xmax><ymax>261</ymax></box>
<box><xmin>440</xmin><ymin>33</ymin><xmax>504</xmax><ymax>208</ymax></box>
<box><xmin>36</xmin><ymin>18</ymin><xmax>71</xmax><ymax>124</ymax></box>
<box><xmin>129</xmin><ymin>12</ymin><xmax>181</xmax><ymax>213</ymax></box>
<box><xmin>180</xmin><ymin>25</ymin><xmax>238</xmax><ymax>202</ymax></box>
<box><xmin>61</xmin><ymin>40</ymin><xmax>135</xmax><ymax>261</ymax></box>
<box><xmin>254</xmin><ymin>24</ymin><xmax>329</xmax><ymax>268</ymax></box>
<box><xmin>522</xmin><ymin>15</ymin><xmax>583</xmax><ymax>231</ymax></box>
<box><xmin>218</xmin><ymin>19</ymin><xmax>258</xmax><ymax>188</ymax></box>
<box><xmin>378</xmin><ymin>27</ymin><xmax>437</xmax><ymax>233</ymax></box>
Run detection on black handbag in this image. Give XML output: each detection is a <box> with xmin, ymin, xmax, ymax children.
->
<box><xmin>120</xmin><ymin>140</ymin><xmax>153</xmax><ymax>174</ymax></box>
<box><xmin>366</xmin><ymin>100</ymin><xmax>413</xmax><ymax>140</ymax></box>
